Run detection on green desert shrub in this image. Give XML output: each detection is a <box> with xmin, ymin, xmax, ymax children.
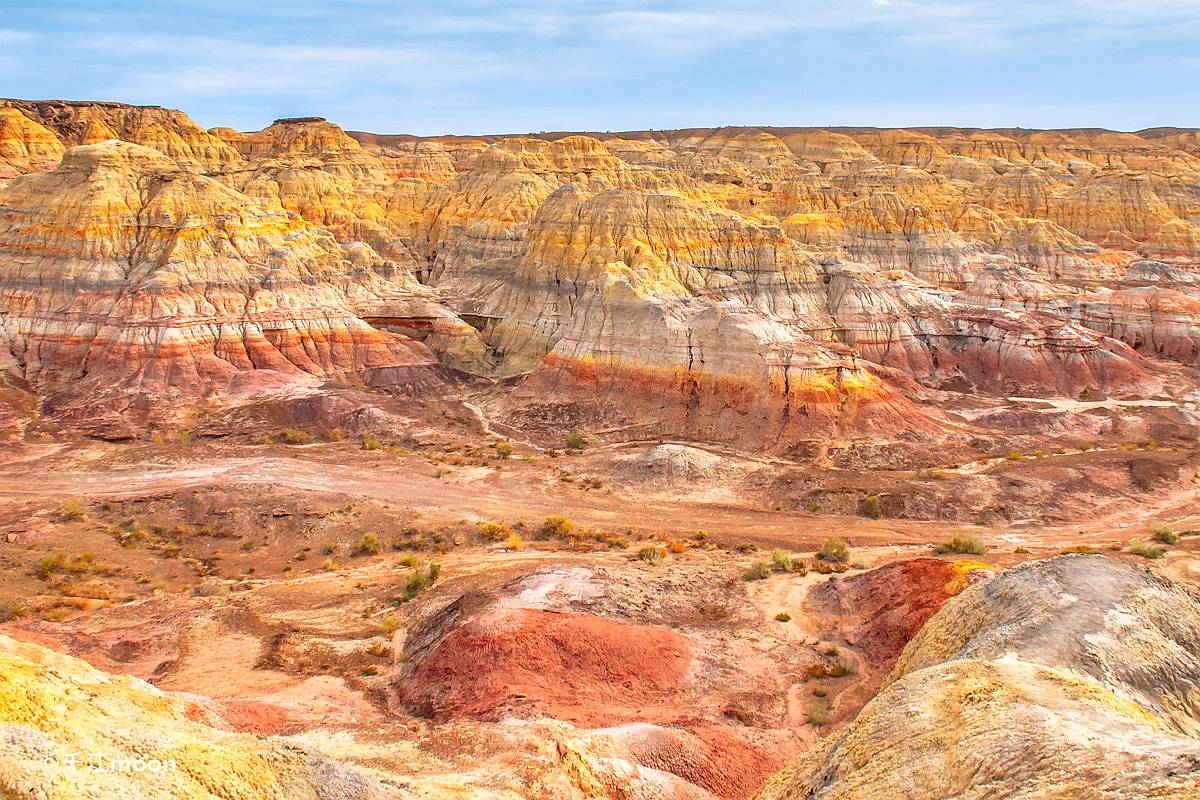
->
<box><xmin>817</xmin><ymin>537</ymin><xmax>850</xmax><ymax>564</ymax></box>
<box><xmin>743</xmin><ymin>560</ymin><xmax>771</xmax><ymax>581</ymax></box>
<box><xmin>934</xmin><ymin>531</ymin><xmax>987</xmax><ymax>555</ymax></box>
<box><xmin>403</xmin><ymin>562</ymin><xmax>442</xmax><ymax>599</ymax></box>
<box><xmin>355</xmin><ymin>531</ymin><xmax>383</xmax><ymax>556</ymax></box>
<box><xmin>771</xmin><ymin>549</ymin><xmax>808</xmax><ymax>574</ymax></box>
<box><xmin>858</xmin><ymin>494</ymin><xmax>882</xmax><ymax>519</ymax></box>
<box><xmin>1130</xmin><ymin>541</ymin><xmax>1167</xmax><ymax>560</ymax></box>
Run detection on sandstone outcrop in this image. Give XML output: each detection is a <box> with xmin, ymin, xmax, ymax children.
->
<box><xmin>755</xmin><ymin>555</ymin><xmax>1200</xmax><ymax>799</ymax></box>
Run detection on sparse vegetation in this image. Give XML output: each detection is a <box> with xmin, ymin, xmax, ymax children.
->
<box><xmin>638</xmin><ymin>545</ymin><xmax>666</xmax><ymax>563</ymax></box>
<box><xmin>806</xmin><ymin>700</ymin><xmax>831</xmax><ymax>726</ymax></box>
<box><xmin>1151</xmin><ymin>525</ymin><xmax>1179</xmax><ymax>544</ymax></box>
<box><xmin>380</xmin><ymin>615</ymin><xmax>400</xmax><ymax>634</ymax></box>
<box><xmin>827</xmin><ymin>656</ymin><xmax>857</xmax><ymax>677</ymax></box>
<box><xmin>35</xmin><ymin>551</ymin><xmax>108</xmax><ymax>581</ymax></box>
<box><xmin>817</xmin><ymin>537</ymin><xmax>850</xmax><ymax>564</ymax></box>
<box><xmin>280</xmin><ymin>428</ymin><xmax>313</xmax><ymax>444</ymax></box>
<box><xmin>495</xmin><ymin>442</ymin><xmax>514</xmax><ymax>459</ymax></box>
<box><xmin>774</xmin><ymin>612</ymin><xmax>791</xmax><ymax>622</ymax></box>
<box><xmin>1006</xmin><ymin>450</ymin><xmax>1024</xmax><ymax>461</ymax></box>
<box><xmin>564</xmin><ymin>433</ymin><xmax>587</xmax><ymax>450</ymax></box>
<box><xmin>36</xmin><ymin>552</ymin><xmax>68</xmax><ymax>580</ymax></box>
<box><xmin>666</xmin><ymin>538</ymin><xmax>687</xmax><ymax>554</ymax></box>
<box><xmin>858</xmin><ymin>494</ymin><xmax>882</xmax><ymax>519</ymax></box>
<box><xmin>355</xmin><ymin>531</ymin><xmax>383</xmax><ymax>556</ymax></box>
<box><xmin>57</xmin><ymin>500</ymin><xmax>85</xmax><ymax>522</ymax></box>
<box><xmin>1130</xmin><ymin>541</ymin><xmax>1167</xmax><ymax>560</ymax></box>
<box><xmin>361</xmin><ymin>432</ymin><xmax>382</xmax><ymax>451</ymax></box>
<box><xmin>743</xmin><ymin>560</ymin><xmax>771</xmax><ymax>581</ymax></box>
<box><xmin>326</xmin><ymin>427</ymin><xmax>343</xmax><ymax>442</ymax></box>
<box><xmin>772</xmin><ymin>549</ymin><xmax>808</xmax><ymax>574</ymax></box>
<box><xmin>934</xmin><ymin>531</ymin><xmax>987</xmax><ymax>555</ymax></box>
<box><xmin>0</xmin><ymin>601</ymin><xmax>28</xmax><ymax>623</ymax></box>
<box><xmin>540</xmin><ymin>515</ymin><xmax>576</xmax><ymax>538</ymax></box>
<box><xmin>478</xmin><ymin>521</ymin><xmax>510</xmax><ymax>541</ymax></box>
<box><xmin>403</xmin><ymin>562</ymin><xmax>442</xmax><ymax>599</ymax></box>
<box><xmin>506</xmin><ymin>532</ymin><xmax>524</xmax><ymax>551</ymax></box>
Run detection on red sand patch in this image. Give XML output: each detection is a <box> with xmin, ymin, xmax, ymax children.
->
<box><xmin>216</xmin><ymin>699</ymin><xmax>308</xmax><ymax>735</ymax></box>
<box><xmin>398</xmin><ymin>607</ymin><xmax>694</xmax><ymax>726</ymax></box>
<box><xmin>807</xmin><ymin>557</ymin><xmax>988</xmax><ymax>664</ymax></box>
<box><xmin>618</xmin><ymin>720</ymin><xmax>788</xmax><ymax>799</ymax></box>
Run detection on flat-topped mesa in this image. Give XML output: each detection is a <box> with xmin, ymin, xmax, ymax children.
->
<box><xmin>215</xmin><ymin>117</ymin><xmax>365</xmax><ymax>160</ymax></box>
<box><xmin>0</xmin><ymin>98</ymin><xmax>244</xmax><ymax>173</ymax></box>
<box><xmin>0</xmin><ymin>140</ymin><xmax>468</xmax><ymax>429</ymax></box>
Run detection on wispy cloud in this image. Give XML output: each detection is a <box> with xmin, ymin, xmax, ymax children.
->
<box><xmin>1</xmin><ymin>1</ymin><xmax>1197</xmax><ymax>132</ymax></box>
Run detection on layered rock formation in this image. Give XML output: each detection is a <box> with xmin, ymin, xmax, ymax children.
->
<box><xmin>0</xmin><ymin>138</ymin><xmax>483</xmax><ymax>433</ymax></box>
<box><xmin>2</xmin><ymin>99</ymin><xmax>1199</xmax><ymax>444</ymax></box>
<box><xmin>755</xmin><ymin>555</ymin><xmax>1200</xmax><ymax>799</ymax></box>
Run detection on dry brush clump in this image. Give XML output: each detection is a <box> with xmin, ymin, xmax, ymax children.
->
<box><xmin>57</xmin><ymin>500</ymin><xmax>85</xmax><ymax>522</ymax></box>
<box><xmin>772</xmin><ymin>549</ymin><xmax>808</xmax><ymax>574</ymax></box>
<box><xmin>281</xmin><ymin>428</ymin><xmax>313</xmax><ymax>445</ymax></box>
<box><xmin>478</xmin><ymin>521</ymin><xmax>511</xmax><ymax>541</ymax></box>
<box><xmin>934</xmin><ymin>531</ymin><xmax>987</xmax><ymax>555</ymax></box>
<box><xmin>858</xmin><ymin>495</ymin><xmax>883</xmax><ymax>519</ymax></box>
<box><xmin>1151</xmin><ymin>524</ymin><xmax>1179</xmax><ymax>544</ymax></box>
<box><xmin>744</xmin><ymin>560</ymin><xmax>772</xmax><ymax>581</ymax></box>
<box><xmin>354</xmin><ymin>531</ymin><xmax>383</xmax><ymax>556</ymax></box>
<box><xmin>638</xmin><ymin>545</ymin><xmax>666</xmax><ymax>563</ymax></box>
<box><xmin>1130</xmin><ymin>541</ymin><xmax>1167</xmax><ymax>559</ymax></box>
<box><xmin>540</xmin><ymin>515</ymin><xmax>576</xmax><ymax>539</ymax></box>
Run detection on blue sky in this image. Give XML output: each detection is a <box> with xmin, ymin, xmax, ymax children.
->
<box><xmin>2</xmin><ymin>1</ymin><xmax>1198</xmax><ymax>134</ymax></box>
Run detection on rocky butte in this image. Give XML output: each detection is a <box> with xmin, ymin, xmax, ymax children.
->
<box><xmin>0</xmin><ymin>98</ymin><xmax>1197</xmax><ymax>800</ymax></box>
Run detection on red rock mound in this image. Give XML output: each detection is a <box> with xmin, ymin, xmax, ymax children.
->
<box><xmin>397</xmin><ymin>607</ymin><xmax>693</xmax><ymax>725</ymax></box>
<box><xmin>806</xmin><ymin>557</ymin><xmax>989</xmax><ymax>665</ymax></box>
